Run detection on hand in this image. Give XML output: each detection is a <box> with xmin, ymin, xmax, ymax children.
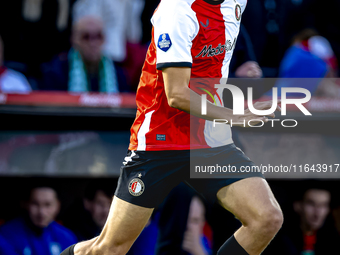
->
<box><xmin>316</xmin><ymin>78</ymin><xmax>340</xmax><ymax>98</ymax></box>
<box><xmin>233</xmin><ymin>100</ymin><xmax>281</xmax><ymax>127</ymax></box>
<box><xmin>235</xmin><ymin>61</ymin><xmax>262</xmax><ymax>78</ymax></box>
<box><xmin>182</xmin><ymin>230</ymin><xmax>207</xmax><ymax>255</ymax></box>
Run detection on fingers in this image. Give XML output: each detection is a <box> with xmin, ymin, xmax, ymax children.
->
<box><xmin>268</xmin><ymin>112</ymin><xmax>275</xmax><ymax>118</ymax></box>
<box><xmin>235</xmin><ymin>61</ymin><xmax>262</xmax><ymax>78</ymax></box>
<box><xmin>257</xmin><ymin>111</ymin><xmax>275</xmax><ymax>119</ymax></box>
<box><xmin>247</xmin><ymin>62</ymin><xmax>262</xmax><ymax>78</ymax></box>
<box><xmin>251</xmin><ymin>113</ymin><xmax>275</xmax><ymax>124</ymax></box>
<box><xmin>253</xmin><ymin>101</ymin><xmax>273</xmax><ymax>110</ymax></box>
<box><xmin>247</xmin><ymin>69</ymin><xmax>261</xmax><ymax>78</ymax></box>
<box><xmin>253</xmin><ymin>100</ymin><xmax>281</xmax><ymax>113</ymax></box>
<box><xmin>246</xmin><ymin>67</ymin><xmax>261</xmax><ymax>78</ymax></box>
<box><xmin>276</xmin><ymin>104</ymin><xmax>281</xmax><ymax>112</ymax></box>
<box><xmin>243</xmin><ymin>100</ymin><xmax>280</xmax><ymax>126</ymax></box>
<box><xmin>182</xmin><ymin>231</ymin><xmax>197</xmax><ymax>253</ymax></box>
<box><xmin>260</xmin><ymin>117</ymin><xmax>268</xmax><ymax>123</ymax></box>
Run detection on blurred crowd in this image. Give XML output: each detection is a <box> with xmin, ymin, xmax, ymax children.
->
<box><xmin>1</xmin><ymin>179</ymin><xmax>340</xmax><ymax>255</ymax></box>
<box><xmin>0</xmin><ymin>0</ymin><xmax>147</xmax><ymax>93</ymax></box>
<box><xmin>0</xmin><ymin>0</ymin><xmax>339</xmax><ymax>96</ymax></box>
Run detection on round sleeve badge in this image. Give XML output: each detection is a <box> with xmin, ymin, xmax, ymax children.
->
<box><xmin>128</xmin><ymin>178</ymin><xmax>145</xmax><ymax>196</ymax></box>
<box><xmin>158</xmin><ymin>33</ymin><xmax>172</xmax><ymax>52</ymax></box>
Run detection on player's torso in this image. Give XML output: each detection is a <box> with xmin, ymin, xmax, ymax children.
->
<box><xmin>129</xmin><ymin>0</ymin><xmax>246</xmax><ymax>151</ymax></box>
<box><xmin>191</xmin><ymin>0</ymin><xmax>243</xmax><ymax>80</ymax></box>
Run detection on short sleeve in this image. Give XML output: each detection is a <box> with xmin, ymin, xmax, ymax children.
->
<box><xmin>151</xmin><ymin>0</ymin><xmax>199</xmax><ymax>70</ymax></box>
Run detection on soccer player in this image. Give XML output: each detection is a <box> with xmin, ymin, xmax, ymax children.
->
<box><xmin>61</xmin><ymin>0</ymin><xmax>283</xmax><ymax>254</ymax></box>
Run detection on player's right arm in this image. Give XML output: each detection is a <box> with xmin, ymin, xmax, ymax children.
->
<box><xmin>162</xmin><ymin>67</ymin><xmax>278</xmax><ymax>127</ymax></box>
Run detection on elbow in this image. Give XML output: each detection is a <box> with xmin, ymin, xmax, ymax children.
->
<box><xmin>166</xmin><ymin>87</ymin><xmax>190</xmax><ymax>110</ymax></box>
<box><xmin>168</xmin><ymin>96</ymin><xmax>181</xmax><ymax>109</ymax></box>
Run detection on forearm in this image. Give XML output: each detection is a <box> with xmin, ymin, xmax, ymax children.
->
<box><xmin>170</xmin><ymin>86</ymin><xmax>240</xmax><ymax>123</ymax></box>
<box><xmin>163</xmin><ymin>67</ymin><xmax>273</xmax><ymax>127</ymax></box>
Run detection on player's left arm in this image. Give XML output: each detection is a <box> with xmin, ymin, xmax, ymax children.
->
<box><xmin>163</xmin><ymin>67</ymin><xmax>236</xmax><ymax>122</ymax></box>
<box><xmin>162</xmin><ymin>67</ymin><xmax>278</xmax><ymax>126</ymax></box>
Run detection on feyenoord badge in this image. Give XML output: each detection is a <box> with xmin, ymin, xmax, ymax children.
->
<box><xmin>235</xmin><ymin>4</ymin><xmax>241</xmax><ymax>21</ymax></box>
<box><xmin>128</xmin><ymin>178</ymin><xmax>145</xmax><ymax>196</ymax></box>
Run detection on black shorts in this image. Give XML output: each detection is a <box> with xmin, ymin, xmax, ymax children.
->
<box><xmin>115</xmin><ymin>143</ymin><xmax>264</xmax><ymax>208</ymax></box>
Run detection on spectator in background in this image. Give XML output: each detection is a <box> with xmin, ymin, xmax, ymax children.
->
<box><xmin>274</xmin><ymin>29</ymin><xmax>340</xmax><ymax>97</ymax></box>
<box><xmin>63</xmin><ymin>180</ymin><xmax>114</xmax><ymax>241</ymax></box>
<box><xmin>284</xmin><ymin>0</ymin><xmax>340</xmax><ymax>77</ymax></box>
<box><xmin>0</xmin><ymin>185</ymin><xmax>77</xmax><ymax>255</ymax></box>
<box><xmin>181</xmin><ymin>196</ymin><xmax>212</xmax><ymax>255</ymax></box>
<box><xmin>155</xmin><ymin>183</ymin><xmax>213</xmax><ymax>255</ymax></box>
<box><xmin>279</xmin><ymin>29</ymin><xmax>336</xmax><ymax>79</ymax></box>
<box><xmin>83</xmin><ymin>185</ymin><xmax>112</xmax><ymax>234</ymax></box>
<box><xmin>292</xmin><ymin>188</ymin><xmax>335</xmax><ymax>254</ymax></box>
<box><xmin>40</xmin><ymin>15</ymin><xmax>128</xmax><ymax>92</ymax></box>
<box><xmin>0</xmin><ymin>35</ymin><xmax>32</xmax><ymax>93</ymax></box>
<box><xmin>72</xmin><ymin>0</ymin><xmax>144</xmax><ymax>63</ymax></box>
<box><xmin>265</xmin><ymin>184</ymin><xmax>340</xmax><ymax>255</ymax></box>
<box><xmin>124</xmin><ymin>183</ymin><xmax>213</xmax><ymax>255</ymax></box>
<box><xmin>0</xmin><ymin>234</ymin><xmax>17</xmax><ymax>255</ymax></box>
<box><xmin>129</xmin><ymin>191</ymin><xmax>212</xmax><ymax>255</ymax></box>
<box><xmin>72</xmin><ymin>0</ymin><xmax>146</xmax><ymax>90</ymax></box>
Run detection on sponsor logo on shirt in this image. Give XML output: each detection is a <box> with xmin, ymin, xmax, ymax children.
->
<box><xmin>158</xmin><ymin>33</ymin><xmax>172</xmax><ymax>52</ymax></box>
<box><xmin>195</xmin><ymin>38</ymin><xmax>237</xmax><ymax>58</ymax></box>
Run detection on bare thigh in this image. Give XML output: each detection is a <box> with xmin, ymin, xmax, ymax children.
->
<box><xmin>217</xmin><ymin>177</ymin><xmax>281</xmax><ymax>226</ymax></box>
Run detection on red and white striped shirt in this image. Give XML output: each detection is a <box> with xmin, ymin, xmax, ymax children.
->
<box><xmin>129</xmin><ymin>0</ymin><xmax>247</xmax><ymax>151</ymax></box>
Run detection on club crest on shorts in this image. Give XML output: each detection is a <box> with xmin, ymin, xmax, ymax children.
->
<box><xmin>128</xmin><ymin>178</ymin><xmax>145</xmax><ymax>196</ymax></box>
<box><xmin>158</xmin><ymin>33</ymin><xmax>172</xmax><ymax>52</ymax></box>
<box><xmin>235</xmin><ymin>4</ymin><xmax>241</xmax><ymax>21</ymax></box>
